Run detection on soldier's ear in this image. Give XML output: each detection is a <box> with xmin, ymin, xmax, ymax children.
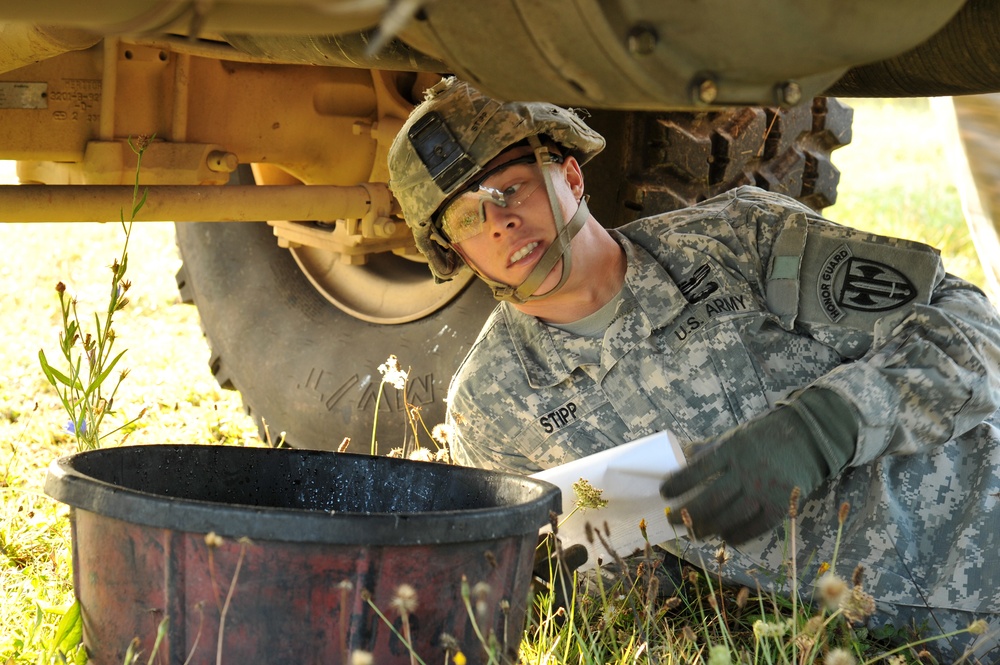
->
<box><xmin>561</xmin><ymin>155</ymin><xmax>585</xmax><ymax>198</ymax></box>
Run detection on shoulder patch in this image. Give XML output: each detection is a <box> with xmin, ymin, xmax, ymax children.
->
<box><xmin>798</xmin><ymin>229</ymin><xmax>940</xmax><ymax>331</ymax></box>
<box><xmin>817</xmin><ymin>244</ymin><xmax>918</xmax><ymax>322</ymax></box>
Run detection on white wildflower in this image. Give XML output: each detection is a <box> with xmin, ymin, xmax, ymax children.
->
<box><xmin>377</xmin><ymin>354</ymin><xmax>408</xmax><ymax>390</ymax></box>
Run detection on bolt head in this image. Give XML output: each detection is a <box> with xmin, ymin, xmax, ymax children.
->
<box><xmin>779</xmin><ymin>81</ymin><xmax>803</xmax><ymax>106</ymax></box>
<box><xmin>626</xmin><ymin>24</ymin><xmax>658</xmax><ymax>56</ymax></box>
<box><xmin>693</xmin><ymin>76</ymin><xmax>718</xmax><ymax>105</ymax></box>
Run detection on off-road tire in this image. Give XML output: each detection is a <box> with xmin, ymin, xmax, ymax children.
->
<box><xmin>175</xmin><ymin>219</ymin><xmax>497</xmax><ymax>451</ymax></box>
<box><xmin>584</xmin><ymin>97</ymin><xmax>853</xmax><ymax>227</ymax></box>
<box><xmin>175</xmin><ymin>99</ymin><xmax>853</xmax><ymax>451</ymax></box>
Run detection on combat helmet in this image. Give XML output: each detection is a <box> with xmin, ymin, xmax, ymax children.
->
<box><xmin>387</xmin><ymin>78</ymin><xmax>605</xmax><ymax>295</ymax></box>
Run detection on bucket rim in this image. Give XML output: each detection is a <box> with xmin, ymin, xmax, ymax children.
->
<box><xmin>44</xmin><ymin>444</ymin><xmax>562</xmax><ymax>546</ymax></box>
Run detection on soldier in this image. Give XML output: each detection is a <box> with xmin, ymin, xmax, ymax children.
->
<box><xmin>387</xmin><ymin>78</ymin><xmax>1000</xmax><ymax>660</ymax></box>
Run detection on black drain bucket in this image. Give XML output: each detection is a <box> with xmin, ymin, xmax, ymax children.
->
<box><xmin>45</xmin><ymin>444</ymin><xmax>561</xmax><ymax>665</ymax></box>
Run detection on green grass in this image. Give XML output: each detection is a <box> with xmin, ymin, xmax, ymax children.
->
<box><xmin>0</xmin><ymin>97</ymin><xmax>989</xmax><ymax>664</ymax></box>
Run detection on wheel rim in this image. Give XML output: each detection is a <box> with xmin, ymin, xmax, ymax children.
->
<box><xmin>289</xmin><ymin>246</ymin><xmax>475</xmax><ymax>324</ymax></box>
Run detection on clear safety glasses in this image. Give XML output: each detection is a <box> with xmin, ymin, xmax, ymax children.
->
<box><xmin>437</xmin><ymin>153</ymin><xmax>563</xmax><ymax>244</ymax></box>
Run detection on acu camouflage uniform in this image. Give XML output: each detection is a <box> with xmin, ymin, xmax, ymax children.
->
<box><xmin>446</xmin><ymin>185</ymin><xmax>1000</xmax><ymax>656</ymax></box>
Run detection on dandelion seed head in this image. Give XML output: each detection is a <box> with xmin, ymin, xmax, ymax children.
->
<box><xmin>350</xmin><ymin>650</ymin><xmax>374</xmax><ymax>665</ymax></box>
<box><xmin>803</xmin><ymin>615</ymin><xmax>825</xmax><ymax>638</ymax></box>
<box><xmin>824</xmin><ymin>647</ymin><xmax>857</xmax><ymax>665</ymax></box>
<box><xmin>391</xmin><ymin>583</ymin><xmax>418</xmax><ymax>614</ymax></box>
<box><xmin>969</xmin><ymin>619</ymin><xmax>989</xmax><ymax>635</ymax></box>
<box><xmin>431</xmin><ymin>423</ymin><xmax>454</xmax><ymax>446</ymax></box>
<box><xmin>707</xmin><ymin>644</ymin><xmax>732</xmax><ymax>665</ymax></box>
<box><xmin>434</xmin><ymin>447</ymin><xmax>451</xmax><ymax>464</ymax></box>
<box><xmin>407</xmin><ymin>447</ymin><xmax>433</xmax><ymax>462</ymax></box>
<box><xmin>818</xmin><ymin>572</ymin><xmax>848</xmax><ymax>611</ymax></box>
<box><xmin>840</xmin><ymin>586</ymin><xmax>876</xmax><ymax>624</ymax></box>
<box><xmin>472</xmin><ymin>581</ymin><xmax>491</xmax><ymax>600</ymax></box>
<box><xmin>472</xmin><ymin>581</ymin><xmax>491</xmax><ymax>616</ymax></box>
<box><xmin>752</xmin><ymin>618</ymin><xmax>791</xmax><ymax>639</ymax></box>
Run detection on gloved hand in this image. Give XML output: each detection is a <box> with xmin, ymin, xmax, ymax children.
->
<box><xmin>659</xmin><ymin>388</ymin><xmax>858</xmax><ymax>544</ymax></box>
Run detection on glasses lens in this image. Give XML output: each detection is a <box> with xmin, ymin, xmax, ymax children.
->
<box><xmin>440</xmin><ymin>187</ymin><xmax>499</xmax><ymax>243</ymax></box>
<box><xmin>439</xmin><ymin>157</ymin><xmax>548</xmax><ymax>243</ymax></box>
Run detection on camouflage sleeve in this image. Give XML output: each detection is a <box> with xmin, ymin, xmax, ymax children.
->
<box><xmin>729</xmin><ymin>187</ymin><xmax>1000</xmax><ymax>464</ymax></box>
<box><xmin>812</xmin><ymin>273</ymin><xmax>1000</xmax><ymax>464</ymax></box>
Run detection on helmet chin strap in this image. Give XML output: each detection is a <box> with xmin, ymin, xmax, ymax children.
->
<box><xmin>477</xmin><ymin>137</ymin><xmax>589</xmax><ymax>304</ymax></box>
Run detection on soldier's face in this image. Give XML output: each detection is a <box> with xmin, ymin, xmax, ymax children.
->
<box><xmin>448</xmin><ymin>147</ymin><xmax>584</xmax><ymax>294</ymax></box>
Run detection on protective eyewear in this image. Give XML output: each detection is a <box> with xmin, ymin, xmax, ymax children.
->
<box><xmin>438</xmin><ymin>154</ymin><xmax>563</xmax><ymax>244</ymax></box>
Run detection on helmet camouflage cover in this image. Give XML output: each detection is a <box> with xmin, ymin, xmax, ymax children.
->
<box><xmin>387</xmin><ymin>78</ymin><xmax>606</xmax><ymax>281</ymax></box>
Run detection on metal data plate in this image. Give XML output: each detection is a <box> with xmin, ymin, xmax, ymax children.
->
<box><xmin>0</xmin><ymin>82</ymin><xmax>48</xmax><ymax>109</ymax></box>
